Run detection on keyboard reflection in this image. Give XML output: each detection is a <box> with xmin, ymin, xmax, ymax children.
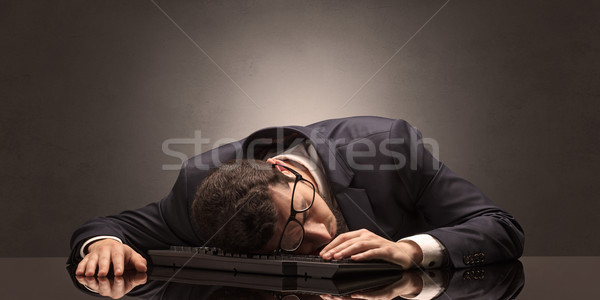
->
<box><xmin>68</xmin><ymin>260</ymin><xmax>524</xmax><ymax>299</ymax></box>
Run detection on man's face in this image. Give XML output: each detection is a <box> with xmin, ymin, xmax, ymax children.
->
<box><xmin>264</xmin><ymin>180</ymin><xmax>338</xmax><ymax>254</ymax></box>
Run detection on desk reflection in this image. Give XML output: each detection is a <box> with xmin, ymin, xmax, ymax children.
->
<box><xmin>68</xmin><ymin>261</ymin><xmax>523</xmax><ymax>299</ymax></box>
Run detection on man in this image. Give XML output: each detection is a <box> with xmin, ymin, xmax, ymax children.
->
<box><xmin>70</xmin><ymin>116</ymin><xmax>524</xmax><ymax>278</ymax></box>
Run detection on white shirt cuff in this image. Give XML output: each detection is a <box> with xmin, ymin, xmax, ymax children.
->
<box><xmin>79</xmin><ymin>236</ymin><xmax>123</xmax><ymax>258</ymax></box>
<box><xmin>401</xmin><ymin>269</ymin><xmax>446</xmax><ymax>300</ymax></box>
<box><xmin>400</xmin><ymin>234</ymin><xmax>446</xmax><ymax>269</ymax></box>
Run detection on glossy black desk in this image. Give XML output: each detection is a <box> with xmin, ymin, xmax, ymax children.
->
<box><xmin>0</xmin><ymin>257</ymin><xmax>598</xmax><ymax>299</ymax></box>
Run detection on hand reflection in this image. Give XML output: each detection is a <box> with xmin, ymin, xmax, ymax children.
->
<box><xmin>319</xmin><ymin>270</ymin><xmax>423</xmax><ymax>300</ymax></box>
<box><xmin>75</xmin><ymin>272</ymin><xmax>147</xmax><ymax>299</ymax></box>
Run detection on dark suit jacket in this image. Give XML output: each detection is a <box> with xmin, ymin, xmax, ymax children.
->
<box><xmin>69</xmin><ymin>116</ymin><xmax>524</xmax><ymax>268</ymax></box>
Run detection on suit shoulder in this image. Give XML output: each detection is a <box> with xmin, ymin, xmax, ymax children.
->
<box><xmin>307</xmin><ymin>116</ymin><xmax>412</xmax><ymax>141</ymax></box>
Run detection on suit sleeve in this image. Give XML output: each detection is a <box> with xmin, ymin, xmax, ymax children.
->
<box><xmin>68</xmin><ymin>162</ymin><xmax>206</xmax><ymax>265</ymax></box>
<box><xmin>67</xmin><ymin>139</ymin><xmax>243</xmax><ymax>265</ymax></box>
<box><xmin>389</xmin><ymin>120</ymin><xmax>524</xmax><ymax>268</ymax></box>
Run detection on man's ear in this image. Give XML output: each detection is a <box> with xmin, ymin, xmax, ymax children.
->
<box><xmin>266</xmin><ymin>158</ymin><xmax>294</xmax><ymax>177</ymax></box>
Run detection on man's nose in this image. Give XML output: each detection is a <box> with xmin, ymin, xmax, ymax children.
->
<box><xmin>302</xmin><ymin>221</ymin><xmax>332</xmax><ymax>249</ymax></box>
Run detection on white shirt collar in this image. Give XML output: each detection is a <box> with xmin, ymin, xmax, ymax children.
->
<box><xmin>271</xmin><ymin>142</ymin><xmax>332</xmax><ymax>201</ymax></box>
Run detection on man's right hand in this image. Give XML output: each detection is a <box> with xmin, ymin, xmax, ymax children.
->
<box><xmin>75</xmin><ymin>239</ymin><xmax>147</xmax><ymax>277</ymax></box>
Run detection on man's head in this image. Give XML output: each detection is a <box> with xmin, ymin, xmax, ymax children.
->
<box><xmin>192</xmin><ymin>159</ymin><xmax>343</xmax><ymax>254</ymax></box>
<box><xmin>192</xmin><ymin>159</ymin><xmax>286</xmax><ymax>253</ymax></box>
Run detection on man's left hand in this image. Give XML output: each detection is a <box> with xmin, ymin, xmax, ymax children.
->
<box><xmin>319</xmin><ymin>229</ymin><xmax>423</xmax><ymax>269</ymax></box>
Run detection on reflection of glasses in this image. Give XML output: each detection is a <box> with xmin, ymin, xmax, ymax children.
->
<box><xmin>272</xmin><ymin>164</ymin><xmax>316</xmax><ymax>253</ymax></box>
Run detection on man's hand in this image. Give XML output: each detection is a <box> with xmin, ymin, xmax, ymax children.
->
<box><xmin>75</xmin><ymin>239</ymin><xmax>147</xmax><ymax>277</ymax></box>
<box><xmin>75</xmin><ymin>272</ymin><xmax>147</xmax><ymax>299</ymax></box>
<box><xmin>319</xmin><ymin>229</ymin><xmax>423</xmax><ymax>269</ymax></box>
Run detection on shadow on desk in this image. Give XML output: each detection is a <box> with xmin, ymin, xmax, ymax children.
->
<box><xmin>67</xmin><ymin>261</ymin><xmax>524</xmax><ymax>299</ymax></box>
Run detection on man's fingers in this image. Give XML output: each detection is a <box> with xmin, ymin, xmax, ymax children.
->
<box><xmin>333</xmin><ymin>240</ymin><xmax>381</xmax><ymax>260</ymax></box>
<box><xmin>97</xmin><ymin>251</ymin><xmax>112</xmax><ymax>277</ymax></box>
<box><xmin>322</xmin><ymin>232</ymin><xmax>380</xmax><ymax>259</ymax></box>
<box><xmin>322</xmin><ymin>237</ymin><xmax>362</xmax><ymax>259</ymax></box>
<box><xmin>329</xmin><ymin>238</ymin><xmax>391</xmax><ymax>261</ymax></box>
<box><xmin>76</xmin><ymin>240</ymin><xmax>147</xmax><ymax>278</ymax></box>
<box><xmin>352</xmin><ymin>246</ymin><xmax>415</xmax><ymax>269</ymax></box>
<box><xmin>111</xmin><ymin>249</ymin><xmax>125</xmax><ymax>276</ymax></box>
<box><xmin>130</xmin><ymin>252</ymin><xmax>147</xmax><ymax>272</ymax></box>
<box><xmin>350</xmin><ymin>247</ymin><xmax>386</xmax><ymax>261</ymax></box>
<box><xmin>84</xmin><ymin>254</ymin><xmax>99</xmax><ymax>276</ymax></box>
<box><xmin>75</xmin><ymin>256</ymin><xmax>88</xmax><ymax>276</ymax></box>
<box><xmin>320</xmin><ymin>230</ymin><xmax>364</xmax><ymax>255</ymax></box>
<box><xmin>320</xmin><ymin>230</ymin><xmax>403</xmax><ymax>263</ymax></box>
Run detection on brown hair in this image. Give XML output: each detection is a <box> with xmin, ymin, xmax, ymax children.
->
<box><xmin>191</xmin><ymin>159</ymin><xmax>292</xmax><ymax>253</ymax></box>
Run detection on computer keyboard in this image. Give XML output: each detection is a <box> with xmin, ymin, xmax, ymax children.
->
<box><xmin>148</xmin><ymin>246</ymin><xmax>403</xmax><ymax>279</ymax></box>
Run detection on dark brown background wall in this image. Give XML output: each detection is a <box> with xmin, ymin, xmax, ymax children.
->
<box><xmin>1</xmin><ymin>0</ymin><xmax>599</xmax><ymax>256</ymax></box>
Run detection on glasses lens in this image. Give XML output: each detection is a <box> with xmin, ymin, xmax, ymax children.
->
<box><xmin>291</xmin><ymin>180</ymin><xmax>314</xmax><ymax>212</ymax></box>
<box><xmin>280</xmin><ymin>220</ymin><xmax>303</xmax><ymax>251</ymax></box>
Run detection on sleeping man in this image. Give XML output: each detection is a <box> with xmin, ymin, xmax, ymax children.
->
<box><xmin>70</xmin><ymin>116</ymin><xmax>524</xmax><ymax>280</ymax></box>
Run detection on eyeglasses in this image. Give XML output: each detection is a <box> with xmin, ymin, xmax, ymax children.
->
<box><xmin>272</xmin><ymin>163</ymin><xmax>316</xmax><ymax>253</ymax></box>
